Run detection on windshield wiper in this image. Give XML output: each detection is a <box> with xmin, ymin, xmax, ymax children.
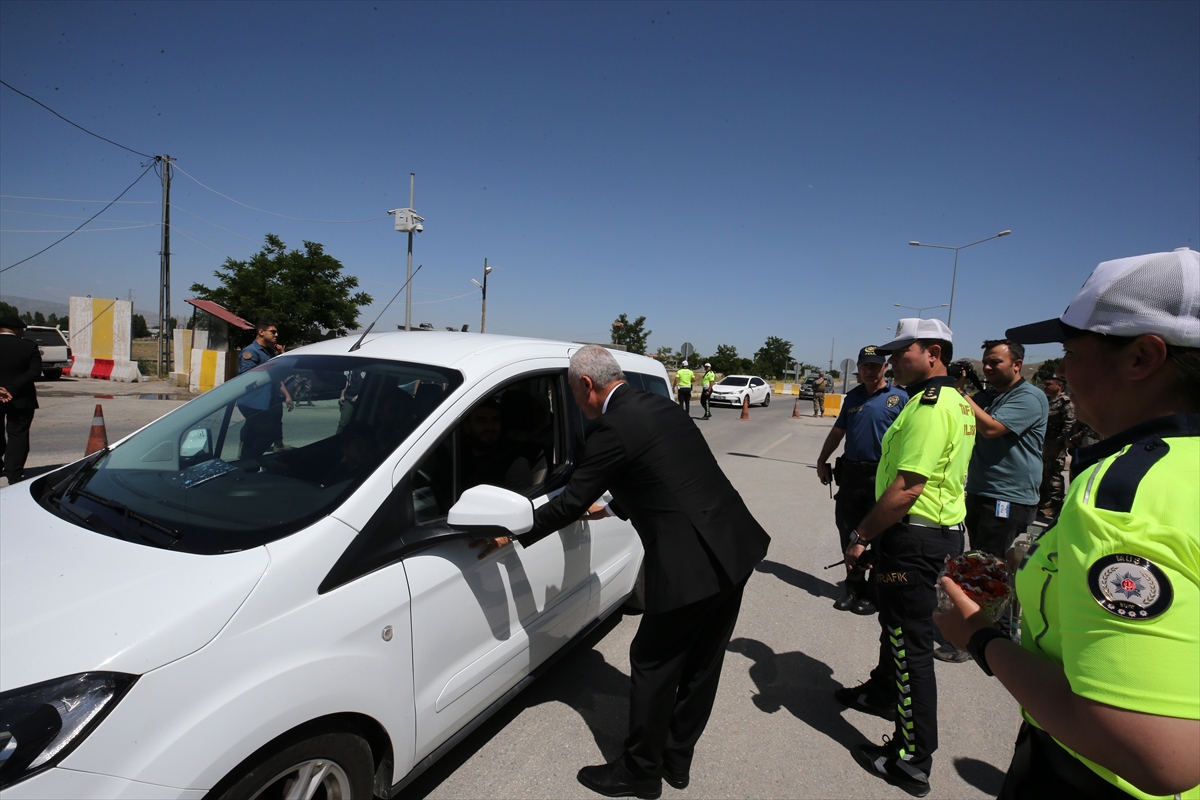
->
<box><xmin>69</xmin><ymin>487</ymin><xmax>182</xmax><ymax>545</ymax></box>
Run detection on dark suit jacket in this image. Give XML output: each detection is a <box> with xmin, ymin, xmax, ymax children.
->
<box><xmin>0</xmin><ymin>334</ymin><xmax>41</xmax><ymax>410</ymax></box>
<box><xmin>526</xmin><ymin>384</ymin><xmax>769</xmax><ymax>613</ymax></box>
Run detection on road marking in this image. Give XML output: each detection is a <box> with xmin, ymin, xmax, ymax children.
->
<box><xmin>758</xmin><ymin>432</ymin><xmax>793</xmax><ymax>456</ymax></box>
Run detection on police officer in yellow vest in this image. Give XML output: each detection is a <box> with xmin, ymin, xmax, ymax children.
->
<box><xmin>837</xmin><ymin>317</ymin><xmax>975</xmax><ymax>797</ymax></box>
<box><xmin>673</xmin><ymin>360</ymin><xmax>695</xmax><ymax>415</ymax></box>
<box><xmin>700</xmin><ymin>362</ymin><xmax>716</xmax><ymax>419</ymax></box>
<box><xmin>935</xmin><ymin>248</ymin><xmax>1199</xmax><ymax>800</ymax></box>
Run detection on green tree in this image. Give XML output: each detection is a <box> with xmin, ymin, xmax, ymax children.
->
<box><xmin>709</xmin><ymin>344</ymin><xmax>741</xmax><ymax>375</ymax></box>
<box><xmin>1034</xmin><ymin>358</ymin><xmax>1062</xmax><ymax>384</ymax></box>
<box><xmin>131</xmin><ymin>314</ymin><xmax>151</xmax><ymax>338</ymax></box>
<box><xmin>47</xmin><ymin>313</ymin><xmax>59</xmax><ymax>327</ymax></box>
<box><xmin>610</xmin><ymin>313</ymin><xmax>651</xmax><ymax>355</ymax></box>
<box><xmin>190</xmin><ymin>234</ymin><xmax>372</xmax><ymax>346</ymax></box>
<box><xmin>753</xmin><ymin>336</ymin><xmax>793</xmax><ymax>379</ymax></box>
<box><xmin>19</xmin><ymin>311</ymin><xmax>33</xmax><ymax>325</ymax></box>
<box><xmin>0</xmin><ymin>301</ymin><xmax>18</xmax><ymax>319</ymax></box>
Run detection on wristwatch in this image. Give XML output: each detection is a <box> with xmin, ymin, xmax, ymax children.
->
<box><xmin>967</xmin><ymin>627</ymin><xmax>1010</xmax><ymax>676</ymax></box>
<box><xmin>848</xmin><ymin>531</ymin><xmax>863</xmax><ymax>547</ymax></box>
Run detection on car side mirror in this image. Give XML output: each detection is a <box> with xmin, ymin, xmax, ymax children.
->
<box><xmin>180</xmin><ymin>428</ymin><xmax>211</xmax><ymax>458</ymax></box>
<box><xmin>448</xmin><ymin>485</ymin><xmax>534</xmax><ymax>537</ymax></box>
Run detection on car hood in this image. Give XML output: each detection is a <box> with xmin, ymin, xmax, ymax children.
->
<box><xmin>0</xmin><ymin>484</ymin><xmax>270</xmax><ymax>691</ymax></box>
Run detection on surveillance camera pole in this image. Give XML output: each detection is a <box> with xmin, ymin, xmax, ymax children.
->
<box><xmin>405</xmin><ymin>173</ymin><xmax>415</xmax><ymax>332</ymax></box>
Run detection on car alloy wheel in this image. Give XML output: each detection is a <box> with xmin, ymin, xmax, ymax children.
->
<box><xmin>215</xmin><ymin>731</ymin><xmax>374</xmax><ymax>800</ymax></box>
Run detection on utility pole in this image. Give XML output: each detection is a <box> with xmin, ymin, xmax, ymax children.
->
<box><xmin>829</xmin><ymin>338</ymin><xmax>835</xmax><ymax>373</ymax></box>
<box><xmin>471</xmin><ymin>258</ymin><xmax>493</xmax><ymax>333</ymax></box>
<box><xmin>405</xmin><ymin>173</ymin><xmax>414</xmax><ymax>331</ymax></box>
<box><xmin>157</xmin><ymin>155</ymin><xmax>174</xmax><ymax>378</ymax></box>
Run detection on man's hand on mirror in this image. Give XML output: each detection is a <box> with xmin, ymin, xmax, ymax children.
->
<box><xmin>469</xmin><ymin>536</ymin><xmax>512</xmax><ymax>560</ymax></box>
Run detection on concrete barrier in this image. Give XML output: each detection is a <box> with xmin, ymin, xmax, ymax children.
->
<box><xmin>65</xmin><ymin>297</ymin><xmax>142</xmax><ymax>382</ymax></box>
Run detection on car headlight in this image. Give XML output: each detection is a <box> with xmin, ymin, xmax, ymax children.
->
<box><xmin>0</xmin><ymin>673</ymin><xmax>136</xmax><ymax>789</ymax></box>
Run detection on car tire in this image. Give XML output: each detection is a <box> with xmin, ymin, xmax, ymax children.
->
<box><xmin>210</xmin><ymin>730</ymin><xmax>374</xmax><ymax>800</ymax></box>
<box><xmin>42</xmin><ymin>368</ymin><xmax>62</xmax><ymax>380</ymax></box>
<box><xmin>762</xmin><ymin>392</ymin><xmax>771</xmax><ymax>407</ymax></box>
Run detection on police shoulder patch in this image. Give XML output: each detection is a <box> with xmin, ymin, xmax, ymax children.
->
<box><xmin>920</xmin><ymin>385</ymin><xmax>941</xmax><ymax>404</ymax></box>
<box><xmin>242</xmin><ymin>350</ymin><xmax>254</xmax><ymax>360</ymax></box>
<box><xmin>1087</xmin><ymin>554</ymin><xmax>1173</xmax><ymax>620</ymax></box>
<box><xmin>886</xmin><ymin>394</ymin><xmax>901</xmax><ymax>408</ymax></box>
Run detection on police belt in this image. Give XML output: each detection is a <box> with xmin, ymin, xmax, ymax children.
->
<box><xmin>901</xmin><ymin>512</ymin><xmax>960</xmax><ymax>532</ymax></box>
<box><xmin>1001</xmin><ymin>722</ymin><xmax>1134</xmax><ymax>800</ymax></box>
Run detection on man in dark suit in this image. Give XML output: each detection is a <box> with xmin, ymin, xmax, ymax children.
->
<box><xmin>477</xmin><ymin>345</ymin><xmax>770</xmax><ymax>798</ymax></box>
<box><xmin>0</xmin><ymin>316</ymin><xmax>42</xmax><ymax>485</ymax></box>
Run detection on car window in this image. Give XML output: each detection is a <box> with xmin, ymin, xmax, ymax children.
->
<box><xmin>750</xmin><ymin>378</ymin><xmax>764</xmax><ymax>386</ymax></box>
<box><xmin>719</xmin><ymin>377</ymin><xmax>749</xmax><ymax>386</ymax></box>
<box><xmin>33</xmin><ymin>355</ymin><xmax>462</xmax><ymax>554</ymax></box>
<box><xmin>409</xmin><ymin>372</ymin><xmax>565</xmax><ymax>526</ymax></box>
<box><xmin>22</xmin><ymin>329</ymin><xmax>67</xmax><ymax>347</ymax></box>
<box><xmin>626</xmin><ymin>371</ymin><xmax>671</xmax><ymax>398</ymax></box>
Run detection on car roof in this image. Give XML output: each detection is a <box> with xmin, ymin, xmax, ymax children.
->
<box><xmin>720</xmin><ymin>374</ymin><xmax>764</xmax><ymax>380</ymax></box>
<box><xmin>290</xmin><ymin>331</ymin><xmax>669</xmax><ymax>383</ymax></box>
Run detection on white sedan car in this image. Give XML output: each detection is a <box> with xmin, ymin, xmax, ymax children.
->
<box><xmin>709</xmin><ymin>374</ymin><xmax>772</xmax><ymax>408</ymax></box>
<box><xmin>0</xmin><ymin>333</ymin><xmax>659</xmax><ymax>799</ymax></box>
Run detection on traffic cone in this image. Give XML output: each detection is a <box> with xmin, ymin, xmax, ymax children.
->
<box><xmin>85</xmin><ymin>404</ymin><xmax>109</xmax><ymax>456</ymax></box>
<box><xmin>792</xmin><ymin>398</ymin><xmax>802</xmax><ymax>418</ymax></box>
<box><xmin>739</xmin><ymin>394</ymin><xmax>750</xmax><ymax>421</ymax></box>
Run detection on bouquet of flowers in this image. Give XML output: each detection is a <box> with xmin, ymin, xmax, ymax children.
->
<box><xmin>936</xmin><ymin>550</ymin><xmax>1013</xmax><ymax>623</ymax></box>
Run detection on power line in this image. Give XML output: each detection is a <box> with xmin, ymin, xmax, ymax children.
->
<box><xmin>1</xmin><ymin>162</ymin><xmax>157</xmax><ymax>273</ymax></box>
<box><xmin>1</xmin><ymin>195</ymin><xmax>157</xmax><ymax>204</ymax></box>
<box><xmin>0</xmin><ymin>224</ymin><xmax>158</xmax><ymax>232</ymax></box>
<box><xmin>0</xmin><ymin>79</ymin><xmax>155</xmax><ymax>159</ymax></box>
<box><xmin>169</xmin><ymin>162</ymin><xmax>389</xmax><ymax>223</ymax></box>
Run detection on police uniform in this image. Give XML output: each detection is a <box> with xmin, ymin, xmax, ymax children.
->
<box><xmin>830</xmin><ymin>353</ymin><xmax>908</xmax><ymax>609</ymax></box>
<box><xmin>237</xmin><ymin>339</ymin><xmax>281</xmax><ymax>457</ymax></box>
<box><xmin>675</xmin><ymin>365</ymin><xmax>695</xmax><ymax>414</ymax></box>
<box><xmin>863</xmin><ymin>376</ymin><xmax>975</xmax><ymax>776</ymax></box>
<box><xmin>1039</xmin><ymin>391</ymin><xmax>1075</xmax><ymax>517</ymax></box>
<box><xmin>1006</xmin><ymin>413</ymin><xmax>1199</xmax><ymax>799</ymax></box>
<box><xmin>700</xmin><ymin>366</ymin><xmax>715</xmax><ymax>419</ymax></box>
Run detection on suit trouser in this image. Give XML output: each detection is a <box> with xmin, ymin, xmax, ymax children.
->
<box><xmin>1</xmin><ymin>405</ymin><xmax>35</xmax><ymax>481</ymax></box>
<box><xmin>834</xmin><ymin>463</ymin><xmax>878</xmax><ymax>598</ymax></box>
<box><xmin>867</xmin><ymin>521</ymin><xmax>963</xmax><ymax>773</ymax></box>
<box><xmin>239</xmin><ymin>403</ymin><xmax>282</xmax><ymax>458</ymax></box>
<box><xmin>625</xmin><ymin>577</ymin><xmax>748</xmax><ymax>779</ymax></box>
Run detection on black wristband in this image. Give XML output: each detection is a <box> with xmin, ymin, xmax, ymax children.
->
<box><xmin>967</xmin><ymin>627</ymin><xmax>1010</xmax><ymax>676</ymax></box>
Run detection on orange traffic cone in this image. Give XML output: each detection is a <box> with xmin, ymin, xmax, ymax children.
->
<box><xmin>792</xmin><ymin>398</ymin><xmax>802</xmax><ymax>418</ymax></box>
<box><xmin>739</xmin><ymin>394</ymin><xmax>750</xmax><ymax>421</ymax></box>
<box><xmin>85</xmin><ymin>404</ymin><xmax>109</xmax><ymax>456</ymax></box>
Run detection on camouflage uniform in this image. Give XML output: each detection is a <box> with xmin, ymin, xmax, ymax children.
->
<box><xmin>1038</xmin><ymin>393</ymin><xmax>1074</xmax><ymax>516</ymax></box>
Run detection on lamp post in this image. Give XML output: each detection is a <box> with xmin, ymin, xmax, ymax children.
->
<box><xmin>909</xmin><ymin>230</ymin><xmax>1011</xmax><ymax>327</ymax></box>
<box><xmin>470</xmin><ymin>258</ymin><xmax>493</xmax><ymax>333</ymax></box>
<box><xmin>894</xmin><ymin>302</ymin><xmax>949</xmax><ymax>319</ymax></box>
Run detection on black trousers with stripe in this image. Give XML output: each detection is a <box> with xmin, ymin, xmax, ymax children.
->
<box><xmin>867</xmin><ymin>520</ymin><xmax>964</xmax><ymax>772</ymax></box>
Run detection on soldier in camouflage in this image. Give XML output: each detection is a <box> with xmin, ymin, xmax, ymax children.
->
<box><xmin>1038</xmin><ymin>376</ymin><xmax>1074</xmax><ymax>519</ymax></box>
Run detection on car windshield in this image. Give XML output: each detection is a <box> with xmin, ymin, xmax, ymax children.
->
<box><xmin>34</xmin><ymin>354</ymin><xmax>462</xmax><ymax>555</ymax></box>
<box><xmin>718</xmin><ymin>377</ymin><xmax>749</xmax><ymax>386</ymax></box>
<box><xmin>22</xmin><ymin>329</ymin><xmax>66</xmax><ymax>347</ymax></box>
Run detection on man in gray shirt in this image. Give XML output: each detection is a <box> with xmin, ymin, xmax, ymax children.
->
<box><xmin>939</xmin><ymin>338</ymin><xmax>1047</xmax><ymax>658</ymax></box>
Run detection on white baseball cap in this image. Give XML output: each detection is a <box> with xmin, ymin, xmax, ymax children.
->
<box><xmin>681</xmin><ymin>360</ymin><xmax>688</xmax><ymax>367</ymax></box>
<box><xmin>877</xmin><ymin>318</ymin><xmax>953</xmax><ymax>353</ymax></box>
<box><xmin>1007</xmin><ymin>248</ymin><xmax>1200</xmax><ymax>345</ymax></box>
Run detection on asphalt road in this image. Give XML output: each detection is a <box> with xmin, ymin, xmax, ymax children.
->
<box><xmin>8</xmin><ymin>379</ymin><xmax>1021</xmax><ymax>798</ymax></box>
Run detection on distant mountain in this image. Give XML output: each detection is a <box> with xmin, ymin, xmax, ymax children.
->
<box><xmin>0</xmin><ymin>294</ymin><xmax>159</xmax><ymax>324</ymax></box>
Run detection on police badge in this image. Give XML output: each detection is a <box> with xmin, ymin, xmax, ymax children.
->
<box><xmin>886</xmin><ymin>395</ymin><xmax>900</xmax><ymax>408</ymax></box>
<box><xmin>1087</xmin><ymin>554</ymin><xmax>1173</xmax><ymax>620</ymax></box>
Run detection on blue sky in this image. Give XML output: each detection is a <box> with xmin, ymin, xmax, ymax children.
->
<box><xmin>2</xmin><ymin>0</ymin><xmax>1196</xmax><ymax>367</ymax></box>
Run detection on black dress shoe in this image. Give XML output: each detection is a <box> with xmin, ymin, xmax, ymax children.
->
<box><xmin>660</xmin><ymin>761</ymin><xmax>690</xmax><ymax>790</ymax></box>
<box><xmin>577</xmin><ymin>760</ymin><xmax>662</xmax><ymax>799</ymax></box>
<box><xmin>850</xmin><ymin>596</ymin><xmax>878</xmax><ymax>615</ymax></box>
<box><xmin>833</xmin><ymin>590</ymin><xmax>856</xmax><ymax>611</ymax></box>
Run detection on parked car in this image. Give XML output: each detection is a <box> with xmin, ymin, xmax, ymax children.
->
<box><xmin>0</xmin><ymin>333</ymin><xmax>660</xmax><ymax>799</ymax></box>
<box><xmin>21</xmin><ymin>325</ymin><xmax>72</xmax><ymax>380</ymax></box>
<box><xmin>799</xmin><ymin>377</ymin><xmax>816</xmax><ymax>399</ymax></box>
<box><xmin>709</xmin><ymin>374</ymin><xmax>771</xmax><ymax>407</ymax></box>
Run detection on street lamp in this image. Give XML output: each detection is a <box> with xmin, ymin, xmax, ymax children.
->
<box><xmin>909</xmin><ymin>230</ymin><xmax>1011</xmax><ymax>327</ymax></box>
<box><xmin>470</xmin><ymin>258</ymin><xmax>493</xmax><ymax>333</ymax></box>
<box><xmin>894</xmin><ymin>302</ymin><xmax>949</xmax><ymax>319</ymax></box>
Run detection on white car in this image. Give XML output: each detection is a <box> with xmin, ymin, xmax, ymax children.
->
<box><xmin>709</xmin><ymin>374</ymin><xmax>772</xmax><ymax>408</ymax></box>
<box><xmin>21</xmin><ymin>326</ymin><xmax>72</xmax><ymax>381</ymax></box>
<box><xmin>0</xmin><ymin>333</ymin><xmax>660</xmax><ymax>799</ymax></box>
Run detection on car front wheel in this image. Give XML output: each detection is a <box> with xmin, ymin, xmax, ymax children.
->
<box><xmin>211</xmin><ymin>730</ymin><xmax>374</xmax><ymax>800</ymax></box>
